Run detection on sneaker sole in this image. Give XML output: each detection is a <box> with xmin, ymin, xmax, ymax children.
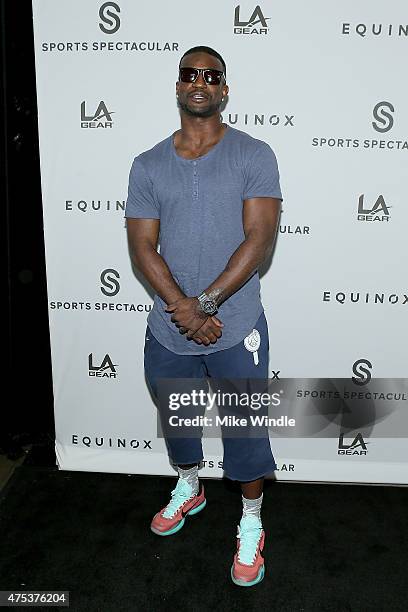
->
<box><xmin>230</xmin><ymin>563</ymin><xmax>265</xmax><ymax>587</ymax></box>
<box><xmin>150</xmin><ymin>499</ymin><xmax>206</xmax><ymax>536</ymax></box>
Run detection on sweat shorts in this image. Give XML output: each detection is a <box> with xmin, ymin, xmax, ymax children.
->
<box><xmin>144</xmin><ymin>311</ymin><xmax>277</xmax><ymax>481</ymax></box>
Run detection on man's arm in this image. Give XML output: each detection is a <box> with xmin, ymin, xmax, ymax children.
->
<box><xmin>125</xmin><ymin>157</ymin><xmax>222</xmax><ymax>344</ymax></box>
<box><xmin>201</xmin><ymin>196</ymin><xmax>281</xmax><ymax>306</ymax></box>
<box><xmin>126</xmin><ymin>218</ymin><xmax>223</xmax><ymax>345</ymax></box>
<box><xmin>168</xmin><ymin>196</ymin><xmax>281</xmax><ymax>339</ymax></box>
<box><xmin>126</xmin><ymin>218</ymin><xmax>185</xmax><ymax>305</ymax></box>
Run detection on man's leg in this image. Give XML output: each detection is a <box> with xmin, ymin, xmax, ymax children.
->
<box><xmin>203</xmin><ymin>311</ymin><xmax>275</xmax><ymax>586</ymax></box>
<box><xmin>240</xmin><ymin>479</ymin><xmax>263</xmax><ymax>499</ymax></box>
<box><xmin>144</xmin><ymin>326</ymin><xmax>208</xmax><ymax>535</ymax></box>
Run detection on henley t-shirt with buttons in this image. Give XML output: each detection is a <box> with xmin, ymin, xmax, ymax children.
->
<box><xmin>125</xmin><ymin>125</ymin><xmax>283</xmax><ymax>355</ymax></box>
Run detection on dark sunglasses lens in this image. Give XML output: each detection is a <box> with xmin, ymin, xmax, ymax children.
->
<box><xmin>179</xmin><ymin>68</ymin><xmax>198</xmax><ymax>82</ymax></box>
<box><xmin>204</xmin><ymin>70</ymin><xmax>222</xmax><ymax>85</ymax></box>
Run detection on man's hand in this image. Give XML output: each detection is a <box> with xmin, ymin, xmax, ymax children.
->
<box><xmin>165</xmin><ymin>297</ymin><xmax>224</xmax><ymax>345</ymax></box>
<box><xmin>190</xmin><ymin>316</ymin><xmax>224</xmax><ymax>345</ymax></box>
<box><xmin>165</xmin><ymin>296</ymin><xmax>208</xmax><ymax>335</ymax></box>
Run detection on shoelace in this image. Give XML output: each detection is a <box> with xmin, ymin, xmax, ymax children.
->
<box><xmin>237</xmin><ymin>519</ymin><xmax>262</xmax><ymax>565</ymax></box>
<box><xmin>162</xmin><ymin>479</ymin><xmax>193</xmax><ymax>519</ymax></box>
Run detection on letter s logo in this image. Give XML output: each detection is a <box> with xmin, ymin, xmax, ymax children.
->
<box><xmin>99</xmin><ymin>2</ymin><xmax>121</xmax><ymax>34</ymax></box>
<box><xmin>352</xmin><ymin>359</ymin><xmax>372</xmax><ymax>386</ymax></box>
<box><xmin>372</xmin><ymin>101</ymin><xmax>394</xmax><ymax>133</ymax></box>
<box><xmin>100</xmin><ymin>269</ymin><xmax>120</xmax><ymax>296</ymax></box>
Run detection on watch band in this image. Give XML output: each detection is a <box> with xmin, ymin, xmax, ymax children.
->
<box><xmin>197</xmin><ymin>292</ymin><xmax>218</xmax><ymax>315</ymax></box>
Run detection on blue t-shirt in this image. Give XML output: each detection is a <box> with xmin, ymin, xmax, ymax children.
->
<box><xmin>125</xmin><ymin>125</ymin><xmax>282</xmax><ymax>355</ymax></box>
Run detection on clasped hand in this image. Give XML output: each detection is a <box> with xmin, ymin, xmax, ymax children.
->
<box><xmin>165</xmin><ymin>296</ymin><xmax>223</xmax><ymax>346</ymax></box>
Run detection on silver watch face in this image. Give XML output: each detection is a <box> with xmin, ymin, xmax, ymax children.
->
<box><xmin>202</xmin><ymin>299</ymin><xmax>217</xmax><ymax>314</ymax></box>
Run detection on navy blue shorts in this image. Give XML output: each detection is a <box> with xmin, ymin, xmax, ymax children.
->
<box><xmin>143</xmin><ymin>311</ymin><xmax>277</xmax><ymax>481</ymax></box>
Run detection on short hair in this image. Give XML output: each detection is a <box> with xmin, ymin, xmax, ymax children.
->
<box><xmin>178</xmin><ymin>46</ymin><xmax>226</xmax><ymax>76</ymax></box>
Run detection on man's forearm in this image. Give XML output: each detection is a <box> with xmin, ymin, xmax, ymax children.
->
<box><xmin>131</xmin><ymin>245</ymin><xmax>185</xmax><ymax>304</ymax></box>
<box><xmin>202</xmin><ymin>235</ymin><xmax>274</xmax><ymax>307</ymax></box>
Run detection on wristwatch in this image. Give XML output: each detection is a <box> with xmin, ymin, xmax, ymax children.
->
<box><xmin>197</xmin><ymin>291</ymin><xmax>218</xmax><ymax>315</ymax></box>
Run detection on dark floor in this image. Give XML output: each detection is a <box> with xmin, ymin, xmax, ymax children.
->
<box><xmin>0</xmin><ymin>444</ymin><xmax>407</xmax><ymax>612</ymax></box>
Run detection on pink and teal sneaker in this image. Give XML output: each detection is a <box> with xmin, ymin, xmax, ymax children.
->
<box><xmin>231</xmin><ymin>515</ymin><xmax>266</xmax><ymax>587</ymax></box>
<box><xmin>150</xmin><ymin>479</ymin><xmax>206</xmax><ymax>536</ymax></box>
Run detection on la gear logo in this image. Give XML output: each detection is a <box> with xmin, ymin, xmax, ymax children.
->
<box><xmin>357</xmin><ymin>194</ymin><xmax>391</xmax><ymax>223</ymax></box>
<box><xmin>81</xmin><ymin>101</ymin><xmax>114</xmax><ymax>128</ymax></box>
<box><xmin>234</xmin><ymin>5</ymin><xmax>270</xmax><ymax>35</ymax></box>
<box><xmin>88</xmin><ymin>353</ymin><xmax>118</xmax><ymax>378</ymax></box>
<box><xmin>338</xmin><ymin>433</ymin><xmax>368</xmax><ymax>456</ymax></box>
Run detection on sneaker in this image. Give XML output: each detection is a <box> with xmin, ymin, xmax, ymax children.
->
<box><xmin>231</xmin><ymin>515</ymin><xmax>265</xmax><ymax>587</ymax></box>
<box><xmin>150</xmin><ymin>479</ymin><xmax>206</xmax><ymax>536</ymax></box>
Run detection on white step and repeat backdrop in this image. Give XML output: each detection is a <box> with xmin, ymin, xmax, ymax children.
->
<box><xmin>32</xmin><ymin>1</ymin><xmax>408</xmax><ymax>484</ymax></box>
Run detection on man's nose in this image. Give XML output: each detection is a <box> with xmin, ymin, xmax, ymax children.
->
<box><xmin>193</xmin><ymin>71</ymin><xmax>207</xmax><ymax>87</ymax></box>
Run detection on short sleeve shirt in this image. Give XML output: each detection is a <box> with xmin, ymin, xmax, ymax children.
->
<box><xmin>125</xmin><ymin>125</ymin><xmax>282</xmax><ymax>355</ymax></box>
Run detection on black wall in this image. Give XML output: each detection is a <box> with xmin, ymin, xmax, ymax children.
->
<box><xmin>2</xmin><ymin>1</ymin><xmax>54</xmax><ymax>455</ymax></box>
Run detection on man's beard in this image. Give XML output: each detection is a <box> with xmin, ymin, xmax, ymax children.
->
<box><xmin>177</xmin><ymin>97</ymin><xmax>221</xmax><ymax>118</ymax></box>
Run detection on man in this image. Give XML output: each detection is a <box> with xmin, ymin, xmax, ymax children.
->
<box><xmin>125</xmin><ymin>45</ymin><xmax>282</xmax><ymax>587</ymax></box>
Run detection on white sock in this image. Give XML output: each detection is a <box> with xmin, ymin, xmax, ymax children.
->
<box><xmin>177</xmin><ymin>465</ymin><xmax>199</xmax><ymax>496</ymax></box>
<box><xmin>242</xmin><ymin>493</ymin><xmax>263</xmax><ymax>522</ymax></box>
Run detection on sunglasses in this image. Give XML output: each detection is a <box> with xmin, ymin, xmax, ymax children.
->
<box><xmin>179</xmin><ymin>67</ymin><xmax>225</xmax><ymax>86</ymax></box>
